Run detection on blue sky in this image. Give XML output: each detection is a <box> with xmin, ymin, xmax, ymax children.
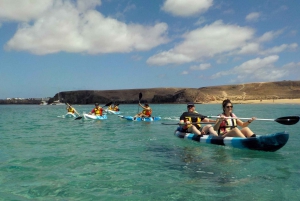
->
<box><xmin>0</xmin><ymin>0</ymin><xmax>299</xmax><ymax>99</ymax></box>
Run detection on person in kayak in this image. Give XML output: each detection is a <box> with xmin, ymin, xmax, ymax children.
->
<box><xmin>134</xmin><ymin>103</ymin><xmax>152</xmax><ymax>117</ymax></box>
<box><xmin>178</xmin><ymin>103</ymin><xmax>218</xmax><ymax>136</ymax></box>
<box><xmin>213</xmin><ymin>99</ymin><xmax>256</xmax><ymax>138</ymax></box>
<box><xmin>66</xmin><ymin>104</ymin><xmax>75</xmax><ymax>113</ymax></box>
<box><xmin>112</xmin><ymin>103</ymin><xmax>119</xmax><ymax>111</ymax></box>
<box><xmin>89</xmin><ymin>103</ymin><xmax>104</xmax><ymax>116</ymax></box>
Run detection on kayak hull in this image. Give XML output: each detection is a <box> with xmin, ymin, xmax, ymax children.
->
<box><xmin>106</xmin><ymin>110</ymin><xmax>121</xmax><ymax>115</ymax></box>
<box><xmin>174</xmin><ymin>130</ymin><xmax>289</xmax><ymax>152</ymax></box>
<box><xmin>83</xmin><ymin>114</ymin><xmax>108</xmax><ymax>120</ymax></box>
<box><xmin>118</xmin><ymin>115</ymin><xmax>161</xmax><ymax>122</ymax></box>
<box><xmin>65</xmin><ymin>112</ymin><xmax>76</xmax><ymax>118</ymax></box>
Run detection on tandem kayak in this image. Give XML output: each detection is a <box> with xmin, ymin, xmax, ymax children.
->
<box><xmin>105</xmin><ymin>109</ymin><xmax>121</xmax><ymax>115</ymax></box>
<box><xmin>83</xmin><ymin>114</ymin><xmax>108</xmax><ymax>120</ymax></box>
<box><xmin>118</xmin><ymin>115</ymin><xmax>161</xmax><ymax>122</ymax></box>
<box><xmin>174</xmin><ymin>129</ymin><xmax>289</xmax><ymax>152</ymax></box>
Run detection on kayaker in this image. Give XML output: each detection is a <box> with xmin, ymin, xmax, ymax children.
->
<box><xmin>89</xmin><ymin>103</ymin><xmax>104</xmax><ymax>116</ymax></box>
<box><xmin>134</xmin><ymin>103</ymin><xmax>152</xmax><ymax>117</ymax></box>
<box><xmin>113</xmin><ymin>103</ymin><xmax>119</xmax><ymax>111</ymax></box>
<box><xmin>66</xmin><ymin>104</ymin><xmax>75</xmax><ymax>113</ymax></box>
<box><xmin>178</xmin><ymin>103</ymin><xmax>218</xmax><ymax>136</ymax></box>
<box><xmin>213</xmin><ymin>99</ymin><xmax>256</xmax><ymax>138</ymax></box>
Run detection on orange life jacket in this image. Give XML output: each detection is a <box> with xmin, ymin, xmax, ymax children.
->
<box><xmin>142</xmin><ymin>108</ymin><xmax>152</xmax><ymax>116</ymax></box>
<box><xmin>94</xmin><ymin>107</ymin><xmax>103</xmax><ymax>116</ymax></box>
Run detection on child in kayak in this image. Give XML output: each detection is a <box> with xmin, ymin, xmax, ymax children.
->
<box><xmin>134</xmin><ymin>103</ymin><xmax>152</xmax><ymax>118</ymax></box>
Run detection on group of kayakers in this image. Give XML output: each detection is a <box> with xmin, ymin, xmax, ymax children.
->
<box><xmin>66</xmin><ymin>102</ymin><xmax>152</xmax><ymax>118</ymax></box>
<box><xmin>66</xmin><ymin>99</ymin><xmax>256</xmax><ymax>138</ymax></box>
<box><xmin>179</xmin><ymin>99</ymin><xmax>256</xmax><ymax>138</ymax></box>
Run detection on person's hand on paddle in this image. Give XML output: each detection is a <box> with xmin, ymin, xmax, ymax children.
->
<box><xmin>247</xmin><ymin>117</ymin><xmax>256</xmax><ymax>123</ymax></box>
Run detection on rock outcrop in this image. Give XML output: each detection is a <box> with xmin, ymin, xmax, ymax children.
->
<box><xmin>48</xmin><ymin>80</ymin><xmax>300</xmax><ymax>104</ymax></box>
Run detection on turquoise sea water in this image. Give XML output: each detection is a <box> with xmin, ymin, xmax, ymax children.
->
<box><xmin>1</xmin><ymin>103</ymin><xmax>300</xmax><ymax>201</ymax></box>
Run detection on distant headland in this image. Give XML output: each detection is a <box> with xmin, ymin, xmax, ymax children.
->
<box><xmin>1</xmin><ymin>80</ymin><xmax>300</xmax><ymax>105</ymax></box>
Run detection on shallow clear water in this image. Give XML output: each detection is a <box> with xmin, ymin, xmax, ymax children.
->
<box><xmin>0</xmin><ymin>104</ymin><xmax>300</xmax><ymax>201</ymax></box>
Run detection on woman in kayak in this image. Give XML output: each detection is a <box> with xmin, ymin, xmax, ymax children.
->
<box><xmin>89</xmin><ymin>103</ymin><xmax>104</xmax><ymax>116</ymax></box>
<box><xmin>178</xmin><ymin>103</ymin><xmax>218</xmax><ymax>136</ymax></box>
<box><xmin>134</xmin><ymin>103</ymin><xmax>152</xmax><ymax>117</ymax></box>
<box><xmin>214</xmin><ymin>99</ymin><xmax>256</xmax><ymax>138</ymax></box>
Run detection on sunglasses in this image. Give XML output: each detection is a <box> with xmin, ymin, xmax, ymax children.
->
<box><xmin>226</xmin><ymin>105</ymin><xmax>233</xmax><ymax>108</ymax></box>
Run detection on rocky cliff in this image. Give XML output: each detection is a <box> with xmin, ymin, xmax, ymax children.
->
<box><xmin>49</xmin><ymin>80</ymin><xmax>300</xmax><ymax>105</ymax></box>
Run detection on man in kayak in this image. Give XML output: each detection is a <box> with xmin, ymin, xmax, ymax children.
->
<box><xmin>89</xmin><ymin>103</ymin><xmax>104</xmax><ymax>116</ymax></box>
<box><xmin>179</xmin><ymin>103</ymin><xmax>218</xmax><ymax>136</ymax></box>
<box><xmin>134</xmin><ymin>103</ymin><xmax>152</xmax><ymax>117</ymax></box>
<box><xmin>66</xmin><ymin>104</ymin><xmax>75</xmax><ymax>113</ymax></box>
<box><xmin>214</xmin><ymin>99</ymin><xmax>256</xmax><ymax>138</ymax></box>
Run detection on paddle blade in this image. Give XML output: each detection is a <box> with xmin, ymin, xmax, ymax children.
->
<box><xmin>275</xmin><ymin>116</ymin><xmax>299</xmax><ymax>125</ymax></box>
<box><xmin>139</xmin><ymin>92</ymin><xmax>142</xmax><ymax>101</ymax></box>
<box><xmin>105</xmin><ymin>102</ymin><xmax>113</xmax><ymax>107</ymax></box>
<box><xmin>75</xmin><ymin>116</ymin><xmax>82</xmax><ymax>120</ymax></box>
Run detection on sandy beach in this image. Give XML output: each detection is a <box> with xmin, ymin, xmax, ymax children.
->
<box><xmin>204</xmin><ymin>99</ymin><xmax>300</xmax><ymax>104</ymax></box>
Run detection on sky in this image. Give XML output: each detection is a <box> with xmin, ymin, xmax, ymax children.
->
<box><xmin>0</xmin><ymin>0</ymin><xmax>299</xmax><ymax>99</ymax></box>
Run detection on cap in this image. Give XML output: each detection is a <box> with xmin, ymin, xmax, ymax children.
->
<box><xmin>95</xmin><ymin>103</ymin><xmax>99</xmax><ymax>106</ymax></box>
<box><xmin>187</xmin><ymin>103</ymin><xmax>194</xmax><ymax>107</ymax></box>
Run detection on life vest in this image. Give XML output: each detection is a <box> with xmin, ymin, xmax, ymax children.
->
<box><xmin>108</xmin><ymin>106</ymin><xmax>112</xmax><ymax>110</ymax></box>
<box><xmin>218</xmin><ymin>113</ymin><xmax>237</xmax><ymax>135</ymax></box>
<box><xmin>113</xmin><ymin>106</ymin><xmax>119</xmax><ymax>111</ymax></box>
<box><xmin>142</xmin><ymin>108</ymin><xmax>152</xmax><ymax>116</ymax></box>
<box><xmin>94</xmin><ymin>107</ymin><xmax>103</xmax><ymax>116</ymax></box>
<box><xmin>182</xmin><ymin>116</ymin><xmax>202</xmax><ymax>130</ymax></box>
<box><xmin>67</xmin><ymin>108</ymin><xmax>75</xmax><ymax>113</ymax></box>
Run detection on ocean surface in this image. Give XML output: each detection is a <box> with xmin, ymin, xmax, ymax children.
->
<box><xmin>0</xmin><ymin>103</ymin><xmax>300</xmax><ymax>201</ymax></box>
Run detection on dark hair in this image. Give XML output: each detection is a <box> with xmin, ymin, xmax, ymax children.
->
<box><xmin>222</xmin><ymin>99</ymin><xmax>232</xmax><ymax>112</ymax></box>
<box><xmin>95</xmin><ymin>103</ymin><xmax>99</xmax><ymax>106</ymax></box>
<box><xmin>187</xmin><ymin>103</ymin><xmax>194</xmax><ymax>107</ymax></box>
<box><xmin>144</xmin><ymin>103</ymin><xmax>149</xmax><ymax>106</ymax></box>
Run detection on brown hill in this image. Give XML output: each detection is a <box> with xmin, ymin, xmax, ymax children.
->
<box><xmin>50</xmin><ymin>80</ymin><xmax>300</xmax><ymax>104</ymax></box>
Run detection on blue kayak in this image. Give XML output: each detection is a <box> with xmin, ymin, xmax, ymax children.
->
<box><xmin>118</xmin><ymin>115</ymin><xmax>161</xmax><ymax>122</ymax></box>
<box><xmin>83</xmin><ymin>114</ymin><xmax>108</xmax><ymax>120</ymax></box>
<box><xmin>175</xmin><ymin>128</ymin><xmax>289</xmax><ymax>152</ymax></box>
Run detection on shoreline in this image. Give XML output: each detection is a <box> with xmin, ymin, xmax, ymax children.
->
<box><xmin>202</xmin><ymin>99</ymin><xmax>300</xmax><ymax>104</ymax></box>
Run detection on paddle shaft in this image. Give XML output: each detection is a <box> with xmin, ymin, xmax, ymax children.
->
<box><xmin>206</xmin><ymin>116</ymin><xmax>273</xmax><ymax>121</ymax></box>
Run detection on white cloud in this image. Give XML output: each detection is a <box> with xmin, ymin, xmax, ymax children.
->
<box><xmin>237</xmin><ymin>43</ymin><xmax>260</xmax><ymax>55</ymax></box>
<box><xmin>0</xmin><ymin>0</ymin><xmax>54</xmax><ymax>22</ymax></box>
<box><xmin>211</xmin><ymin>55</ymin><xmax>289</xmax><ymax>82</ymax></box>
<box><xmin>4</xmin><ymin>0</ymin><xmax>169</xmax><ymax>55</ymax></box>
<box><xmin>260</xmin><ymin>43</ymin><xmax>298</xmax><ymax>55</ymax></box>
<box><xmin>257</xmin><ymin>30</ymin><xmax>283</xmax><ymax>43</ymax></box>
<box><xmin>161</xmin><ymin>0</ymin><xmax>213</xmax><ymax>17</ymax></box>
<box><xmin>282</xmin><ymin>62</ymin><xmax>300</xmax><ymax>69</ymax></box>
<box><xmin>190</xmin><ymin>63</ymin><xmax>211</xmax><ymax>70</ymax></box>
<box><xmin>147</xmin><ymin>20</ymin><xmax>254</xmax><ymax>65</ymax></box>
<box><xmin>181</xmin><ymin>71</ymin><xmax>189</xmax><ymax>75</ymax></box>
<box><xmin>245</xmin><ymin>12</ymin><xmax>260</xmax><ymax>22</ymax></box>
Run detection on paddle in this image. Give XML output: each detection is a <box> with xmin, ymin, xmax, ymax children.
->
<box><xmin>65</xmin><ymin>103</ymin><xmax>82</xmax><ymax>118</ymax></box>
<box><xmin>205</xmin><ymin>115</ymin><xmax>299</xmax><ymax>125</ymax></box>
<box><xmin>74</xmin><ymin>102</ymin><xmax>113</xmax><ymax>120</ymax></box>
<box><xmin>137</xmin><ymin>92</ymin><xmax>142</xmax><ymax>113</ymax></box>
<box><xmin>162</xmin><ymin>122</ymin><xmax>212</xmax><ymax>125</ymax></box>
